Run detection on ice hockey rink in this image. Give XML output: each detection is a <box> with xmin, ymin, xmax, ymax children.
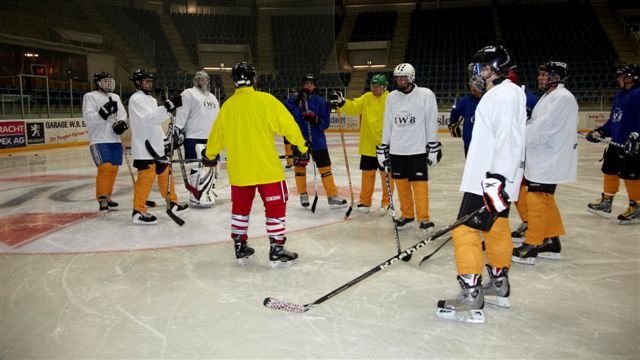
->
<box><xmin>1</xmin><ymin>133</ymin><xmax>638</xmax><ymax>359</ymax></box>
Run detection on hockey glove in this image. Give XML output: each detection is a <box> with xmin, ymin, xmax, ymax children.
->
<box><xmin>448</xmin><ymin>120</ymin><xmax>462</xmax><ymax>138</ymax></box>
<box><xmin>481</xmin><ymin>172</ymin><xmax>509</xmax><ymax>214</ymax></box>
<box><xmin>426</xmin><ymin>141</ymin><xmax>442</xmax><ymax>167</ymax></box>
<box><xmin>112</xmin><ymin>120</ymin><xmax>128</xmax><ymax>135</ymax></box>
<box><xmin>302</xmin><ymin>111</ymin><xmax>319</xmax><ymax>127</ymax></box>
<box><xmin>292</xmin><ymin>145</ymin><xmax>310</xmax><ymax>167</ymax></box>
<box><xmin>200</xmin><ymin>148</ymin><xmax>219</xmax><ymax>168</ymax></box>
<box><xmin>585</xmin><ymin>128</ymin><xmax>605</xmax><ymax>143</ymax></box>
<box><xmin>163</xmin><ymin>123</ymin><xmax>185</xmax><ymax>154</ymax></box>
<box><xmin>624</xmin><ymin>132</ymin><xmax>639</xmax><ymax>156</ymax></box>
<box><xmin>98</xmin><ymin>98</ymin><xmax>118</xmax><ymax>120</ymax></box>
<box><xmin>329</xmin><ymin>90</ymin><xmax>346</xmax><ymax>108</ymax></box>
<box><xmin>164</xmin><ymin>95</ymin><xmax>183</xmax><ymax>112</ymax></box>
<box><xmin>376</xmin><ymin>144</ymin><xmax>390</xmax><ymax>169</ymax></box>
<box><xmin>294</xmin><ymin>91</ymin><xmax>305</xmax><ymax>107</ymax></box>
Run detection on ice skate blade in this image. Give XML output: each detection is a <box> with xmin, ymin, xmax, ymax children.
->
<box><xmin>617</xmin><ymin>218</ymin><xmax>640</xmax><ymax>225</ymax></box>
<box><xmin>587</xmin><ymin>208</ymin><xmax>611</xmax><ymax>219</ymax></box>
<box><xmin>511</xmin><ymin>255</ymin><xmax>536</xmax><ymax>265</ymax></box>
<box><xmin>329</xmin><ymin>203</ymin><xmax>348</xmax><ymax>210</ymax></box>
<box><xmin>396</xmin><ymin>224</ymin><xmax>413</xmax><ymax>231</ymax></box>
<box><xmin>270</xmin><ymin>259</ymin><xmax>298</xmax><ymax>268</ymax></box>
<box><xmin>485</xmin><ymin>296</ymin><xmax>511</xmax><ymax>308</ymax></box>
<box><xmin>237</xmin><ymin>255</ymin><xmax>255</xmax><ymax>266</ymax></box>
<box><xmin>189</xmin><ymin>201</ymin><xmax>213</xmax><ymax>209</ymax></box>
<box><xmin>537</xmin><ymin>252</ymin><xmax>561</xmax><ymax>260</ymax></box>
<box><xmin>436</xmin><ymin>308</ymin><xmax>485</xmax><ymax>323</ymax></box>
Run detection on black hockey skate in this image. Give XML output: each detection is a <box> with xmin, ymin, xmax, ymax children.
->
<box><xmin>617</xmin><ymin>200</ymin><xmax>640</xmax><ymax>225</ymax></box>
<box><xmin>511</xmin><ymin>221</ymin><xmax>527</xmax><ymax>243</ymax></box>
<box><xmin>512</xmin><ymin>242</ymin><xmax>538</xmax><ymax>265</ymax></box>
<box><xmin>300</xmin><ymin>193</ymin><xmax>310</xmax><ymax>208</ymax></box>
<box><xmin>587</xmin><ymin>193</ymin><xmax>613</xmax><ymax>218</ymax></box>
<box><xmin>483</xmin><ymin>265</ymin><xmax>510</xmax><ymax>308</ymax></box>
<box><xmin>394</xmin><ymin>217</ymin><xmax>414</xmax><ymax>230</ymax></box>
<box><xmin>269</xmin><ymin>237</ymin><xmax>298</xmax><ymax>268</ymax></box>
<box><xmin>132</xmin><ymin>210</ymin><xmax>158</xmax><ymax>225</ymax></box>
<box><xmin>419</xmin><ymin>220</ymin><xmax>434</xmax><ymax>234</ymax></box>
<box><xmin>234</xmin><ymin>236</ymin><xmax>255</xmax><ymax>265</ymax></box>
<box><xmin>98</xmin><ymin>195</ymin><xmax>109</xmax><ymax>212</ymax></box>
<box><xmin>537</xmin><ymin>236</ymin><xmax>562</xmax><ymax>260</ymax></box>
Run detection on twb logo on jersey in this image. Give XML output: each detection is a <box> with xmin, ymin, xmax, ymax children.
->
<box><xmin>394</xmin><ymin>111</ymin><xmax>416</xmax><ymax>127</ymax></box>
<box><xmin>612</xmin><ymin>108</ymin><xmax>622</xmax><ymax>123</ymax></box>
<box><xmin>203</xmin><ymin>99</ymin><xmax>217</xmax><ymax>110</ymax></box>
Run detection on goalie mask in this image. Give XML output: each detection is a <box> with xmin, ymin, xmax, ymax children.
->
<box><xmin>93</xmin><ymin>72</ymin><xmax>115</xmax><ymax>93</ymax></box>
<box><xmin>193</xmin><ymin>70</ymin><xmax>210</xmax><ymax>93</ymax></box>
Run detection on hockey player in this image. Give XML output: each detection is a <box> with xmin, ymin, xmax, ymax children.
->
<box><xmin>512</xmin><ymin>62</ymin><xmax>578</xmax><ymax>265</ymax></box>
<box><xmin>174</xmin><ymin>70</ymin><xmax>220</xmax><ymax>208</ymax></box>
<box><xmin>436</xmin><ymin>45</ymin><xmax>526</xmax><ymax>323</ymax></box>
<box><xmin>586</xmin><ymin>64</ymin><xmax>640</xmax><ymax>224</ymax></box>
<box><xmin>377</xmin><ymin>63</ymin><xmax>440</xmax><ymax>232</ymax></box>
<box><xmin>329</xmin><ymin>74</ymin><xmax>393</xmax><ymax>214</ymax></box>
<box><xmin>506</xmin><ymin>65</ymin><xmax>540</xmax><ymax>242</ymax></box>
<box><xmin>285</xmin><ymin>74</ymin><xmax>347</xmax><ymax>210</ymax></box>
<box><xmin>201</xmin><ymin>62</ymin><xmax>308</xmax><ymax>267</ymax></box>
<box><xmin>128</xmin><ymin>69</ymin><xmax>189</xmax><ymax>225</ymax></box>
<box><xmin>83</xmin><ymin>72</ymin><xmax>129</xmax><ymax>211</ymax></box>
<box><xmin>448</xmin><ymin>64</ymin><xmax>485</xmax><ymax>157</ymax></box>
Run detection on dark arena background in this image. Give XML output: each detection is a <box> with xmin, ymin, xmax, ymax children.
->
<box><xmin>0</xmin><ymin>1</ymin><xmax>639</xmax><ymax>359</ymax></box>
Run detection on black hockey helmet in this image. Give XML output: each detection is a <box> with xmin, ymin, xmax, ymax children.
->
<box><xmin>231</xmin><ymin>61</ymin><xmax>256</xmax><ymax>87</ymax></box>
<box><xmin>93</xmin><ymin>72</ymin><xmax>115</xmax><ymax>92</ymax></box>
<box><xmin>471</xmin><ymin>45</ymin><xmax>512</xmax><ymax>74</ymax></box>
<box><xmin>130</xmin><ymin>69</ymin><xmax>154</xmax><ymax>89</ymax></box>
<box><xmin>539</xmin><ymin>61</ymin><xmax>568</xmax><ymax>81</ymax></box>
<box><xmin>616</xmin><ymin>63</ymin><xmax>640</xmax><ymax>83</ymax></box>
<box><xmin>93</xmin><ymin>72</ymin><xmax>112</xmax><ymax>84</ymax></box>
<box><xmin>302</xmin><ymin>73</ymin><xmax>316</xmax><ymax>85</ymax></box>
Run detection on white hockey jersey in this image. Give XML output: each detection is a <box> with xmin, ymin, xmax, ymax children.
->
<box><xmin>174</xmin><ymin>87</ymin><xmax>220</xmax><ymax>139</ymax></box>
<box><xmin>83</xmin><ymin>90</ymin><xmax>127</xmax><ymax>145</ymax></box>
<box><xmin>525</xmin><ymin>84</ymin><xmax>578</xmax><ymax>184</ymax></box>
<box><xmin>460</xmin><ymin>79</ymin><xmax>526</xmax><ymax>199</ymax></box>
<box><xmin>382</xmin><ymin>85</ymin><xmax>438</xmax><ymax>155</ymax></box>
<box><xmin>128</xmin><ymin>90</ymin><xmax>171</xmax><ymax>160</ymax></box>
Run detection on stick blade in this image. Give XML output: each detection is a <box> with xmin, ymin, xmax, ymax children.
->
<box><xmin>263</xmin><ymin>297</ymin><xmax>306</xmax><ymax>313</ymax></box>
<box><xmin>344</xmin><ymin>206</ymin><xmax>352</xmax><ymax>220</ymax></box>
<box><xmin>310</xmin><ymin>195</ymin><xmax>319</xmax><ymax>213</ymax></box>
<box><xmin>166</xmin><ymin>209</ymin><xmax>185</xmax><ymax>226</ymax></box>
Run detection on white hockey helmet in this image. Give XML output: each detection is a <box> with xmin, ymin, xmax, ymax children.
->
<box><xmin>193</xmin><ymin>70</ymin><xmax>210</xmax><ymax>92</ymax></box>
<box><xmin>393</xmin><ymin>63</ymin><xmax>415</xmax><ymax>84</ymax></box>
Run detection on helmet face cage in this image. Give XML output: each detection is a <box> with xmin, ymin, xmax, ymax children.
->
<box><xmin>193</xmin><ymin>70</ymin><xmax>210</xmax><ymax>92</ymax></box>
<box><xmin>371</xmin><ymin>74</ymin><xmax>388</xmax><ymax>87</ymax></box>
<box><xmin>393</xmin><ymin>63</ymin><xmax>415</xmax><ymax>83</ymax></box>
<box><xmin>617</xmin><ymin>64</ymin><xmax>640</xmax><ymax>83</ymax></box>
<box><xmin>231</xmin><ymin>62</ymin><xmax>256</xmax><ymax>87</ymax></box>
<box><xmin>471</xmin><ymin>45</ymin><xmax>512</xmax><ymax>76</ymax></box>
<box><xmin>94</xmin><ymin>72</ymin><xmax>115</xmax><ymax>93</ymax></box>
<box><xmin>131</xmin><ymin>69</ymin><xmax>154</xmax><ymax>89</ymax></box>
<box><xmin>539</xmin><ymin>61</ymin><xmax>568</xmax><ymax>82</ymax></box>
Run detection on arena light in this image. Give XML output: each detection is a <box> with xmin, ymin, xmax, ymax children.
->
<box><xmin>353</xmin><ymin>65</ymin><xmax>386</xmax><ymax>69</ymax></box>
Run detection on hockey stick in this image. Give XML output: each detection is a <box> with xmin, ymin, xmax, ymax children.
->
<box><xmin>302</xmin><ymin>92</ymin><xmax>319</xmax><ymax>213</ymax></box>
<box><xmin>418</xmin><ymin>236</ymin><xmax>452</xmax><ymax>266</ymax></box>
<box><xmin>175</xmin><ymin>142</ymin><xmax>201</xmax><ymax>199</ymax></box>
<box><xmin>577</xmin><ymin>131</ymin><xmax>624</xmax><ymax>148</ymax></box>
<box><xmin>336</xmin><ymin>109</ymin><xmax>355</xmax><ymax>219</ymax></box>
<box><xmin>383</xmin><ymin>163</ymin><xmax>410</xmax><ymax>262</ymax></box>
<box><xmin>262</xmin><ymin>206</ymin><xmax>485</xmax><ymax>313</ymax></box>
<box><xmin>144</xmin><ymin>139</ymin><xmax>185</xmax><ymax>226</ymax></box>
<box><xmin>122</xmin><ymin>144</ymin><xmax>157</xmax><ymax>208</ymax></box>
